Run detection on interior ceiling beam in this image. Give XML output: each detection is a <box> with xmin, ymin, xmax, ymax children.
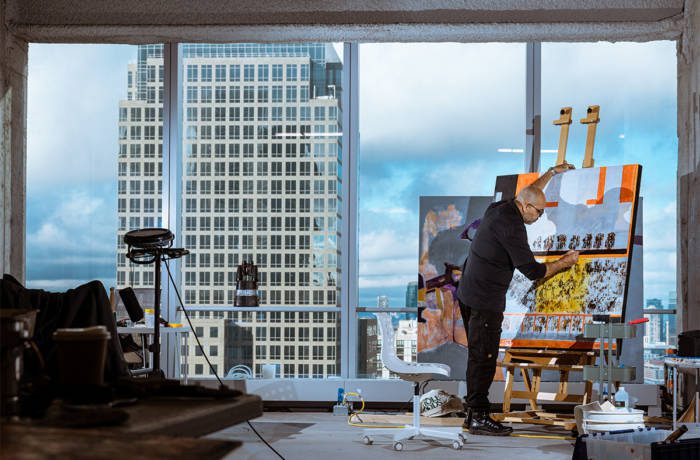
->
<box><xmin>6</xmin><ymin>1</ymin><xmax>684</xmax><ymax>44</ymax></box>
<box><xmin>7</xmin><ymin>1</ymin><xmax>684</xmax><ymax>27</ymax></box>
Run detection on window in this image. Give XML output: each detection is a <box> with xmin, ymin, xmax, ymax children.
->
<box><xmin>244</xmin><ymin>64</ymin><xmax>254</xmax><ymax>81</ymax></box>
<box><xmin>286</xmin><ymin>64</ymin><xmax>297</xmax><ymax>81</ymax></box>
<box><xmin>229</xmin><ymin>64</ymin><xmax>240</xmax><ymax>81</ymax></box>
<box><xmin>215</xmin><ymin>64</ymin><xmax>226</xmax><ymax>82</ymax></box>
<box><xmin>358</xmin><ymin>43</ymin><xmax>525</xmax><ymax>308</ymax></box>
<box><xmin>540</xmin><ymin>42</ymin><xmax>677</xmax><ymax>383</ymax></box>
<box><xmin>272</xmin><ymin>64</ymin><xmax>283</xmax><ymax>81</ymax></box>
<box><xmin>30</xmin><ymin>45</ymin><xmax>166</xmax><ymax>294</ymax></box>
<box><xmin>46</xmin><ymin>42</ymin><xmax>349</xmax><ymax>380</ymax></box>
<box><xmin>201</xmin><ymin>64</ymin><xmax>212</xmax><ymax>82</ymax></box>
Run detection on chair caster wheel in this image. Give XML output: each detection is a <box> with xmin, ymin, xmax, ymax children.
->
<box><xmin>362</xmin><ymin>436</ymin><xmax>373</xmax><ymax>445</ymax></box>
<box><xmin>452</xmin><ymin>440</ymin><xmax>463</xmax><ymax>450</ymax></box>
<box><xmin>393</xmin><ymin>442</ymin><xmax>404</xmax><ymax>451</ymax></box>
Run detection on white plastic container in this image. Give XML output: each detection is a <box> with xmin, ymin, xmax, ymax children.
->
<box><xmin>584</xmin><ymin>408</ymin><xmax>645</xmax><ymax>433</ymax></box>
<box><xmin>144</xmin><ymin>308</ymin><xmax>154</xmax><ymax>327</ymax></box>
<box><xmin>615</xmin><ymin>386</ymin><xmax>629</xmax><ymax>408</ymax></box>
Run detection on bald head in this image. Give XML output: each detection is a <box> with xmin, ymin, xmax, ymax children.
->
<box><xmin>517</xmin><ymin>185</ymin><xmax>545</xmax><ymax>207</ymax></box>
<box><xmin>516</xmin><ymin>185</ymin><xmax>546</xmax><ymax>224</ymax></box>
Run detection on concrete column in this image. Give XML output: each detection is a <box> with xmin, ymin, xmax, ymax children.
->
<box><xmin>0</xmin><ymin>2</ymin><xmax>28</xmax><ymax>281</ymax></box>
<box><xmin>678</xmin><ymin>0</ymin><xmax>700</xmax><ymax>406</ymax></box>
<box><xmin>678</xmin><ymin>1</ymin><xmax>700</xmax><ymax>335</ymax></box>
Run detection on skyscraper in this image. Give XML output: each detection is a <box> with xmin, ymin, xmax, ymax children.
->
<box><xmin>117</xmin><ymin>43</ymin><xmax>343</xmax><ymax>378</ymax></box>
<box><xmin>405</xmin><ymin>281</ymin><xmax>418</xmax><ymax>308</ymax></box>
<box><xmin>667</xmin><ymin>290</ymin><xmax>677</xmax><ymax>346</ymax></box>
<box><xmin>644</xmin><ymin>298</ymin><xmax>663</xmax><ymax>345</ymax></box>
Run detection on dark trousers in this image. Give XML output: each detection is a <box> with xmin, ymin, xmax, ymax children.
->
<box><xmin>458</xmin><ymin>300</ymin><xmax>504</xmax><ymax>411</ymax></box>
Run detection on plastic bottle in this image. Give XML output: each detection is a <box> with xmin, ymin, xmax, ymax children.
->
<box><xmin>337</xmin><ymin>387</ymin><xmax>344</xmax><ymax>404</ymax></box>
<box><xmin>614</xmin><ymin>386</ymin><xmax>629</xmax><ymax>409</ymax></box>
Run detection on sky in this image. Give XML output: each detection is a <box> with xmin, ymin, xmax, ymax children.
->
<box><xmin>25</xmin><ymin>41</ymin><xmax>678</xmax><ymax>311</ymax></box>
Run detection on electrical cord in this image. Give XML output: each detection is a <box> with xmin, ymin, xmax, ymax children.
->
<box><xmin>226</xmin><ymin>364</ymin><xmax>254</xmax><ymax>379</ymax></box>
<box><xmin>344</xmin><ymin>392</ymin><xmax>405</xmax><ymax>429</ymax></box>
<box><xmin>164</xmin><ymin>259</ymin><xmax>222</xmax><ymax>386</ymax></box>
<box><xmin>163</xmin><ymin>260</ymin><xmax>285</xmax><ymax>460</ymax></box>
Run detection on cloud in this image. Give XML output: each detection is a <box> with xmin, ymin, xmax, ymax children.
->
<box><xmin>26</xmin><ymin>187</ymin><xmax>117</xmax><ymax>289</ymax></box>
<box><xmin>27</xmin><ymin>44</ymin><xmax>135</xmax><ymax>185</ymax></box>
<box><xmin>359</xmin><ymin>43</ymin><xmax>525</xmax><ymax>158</ymax></box>
<box><xmin>359</xmin><ymin>275</ymin><xmax>415</xmax><ymax>289</ymax></box>
<box><xmin>360</xmin><ymin>230</ymin><xmax>416</xmax><ymax>261</ymax></box>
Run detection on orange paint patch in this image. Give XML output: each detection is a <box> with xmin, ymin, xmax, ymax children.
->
<box><xmin>586</xmin><ymin>167</ymin><xmax>607</xmax><ymax>205</ymax></box>
<box><xmin>619</xmin><ymin>164</ymin><xmax>638</xmax><ymax>203</ymax></box>
<box><xmin>516</xmin><ymin>172</ymin><xmax>559</xmax><ymax>208</ymax></box>
<box><xmin>515</xmin><ymin>173</ymin><xmax>539</xmax><ymax>195</ymax></box>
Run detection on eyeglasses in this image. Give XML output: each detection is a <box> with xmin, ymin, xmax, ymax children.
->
<box><xmin>528</xmin><ymin>203</ymin><xmax>545</xmax><ymax>217</ymax></box>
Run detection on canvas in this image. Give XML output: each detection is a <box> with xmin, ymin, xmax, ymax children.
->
<box><xmin>496</xmin><ymin>164</ymin><xmax>642</xmax><ymax>349</ymax></box>
<box><xmin>416</xmin><ymin>196</ymin><xmax>492</xmax><ymax>379</ymax></box>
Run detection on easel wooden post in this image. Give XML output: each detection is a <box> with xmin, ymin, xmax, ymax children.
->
<box><xmin>553</xmin><ymin>107</ymin><xmax>572</xmax><ymax>165</ymax></box>
<box><xmin>580</xmin><ymin>105</ymin><xmax>600</xmax><ymax>168</ymax></box>
<box><xmin>494</xmin><ymin>106</ymin><xmax>602</xmax><ymax>430</ymax></box>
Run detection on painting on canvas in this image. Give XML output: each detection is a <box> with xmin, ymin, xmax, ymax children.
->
<box><xmin>495</xmin><ymin>164</ymin><xmax>642</xmax><ymax>349</ymax></box>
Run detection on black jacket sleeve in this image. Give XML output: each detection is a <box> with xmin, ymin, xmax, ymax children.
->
<box><xmin>498</xmin><ymin>223</ymin><xmax>546</xmax><ymax>281</ymax></box>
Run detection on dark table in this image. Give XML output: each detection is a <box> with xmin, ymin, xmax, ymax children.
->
<box><xmin>1</xmin><ymin>393</ymin><xmax>263</xmax><ymax>459</ymax></box>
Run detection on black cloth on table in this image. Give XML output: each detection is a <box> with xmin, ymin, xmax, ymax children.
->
<box><xmin>0</xmin><ymin>274</ymin><xmax>128</xmax><ymax>382</ymax></box>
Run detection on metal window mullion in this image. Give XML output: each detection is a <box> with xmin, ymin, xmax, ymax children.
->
<box><xmin>161</xmin><ymin>42</ymin><xmax>183</xmax><ymax>378</ymax></box>
<box><xmin>525</xmin><ymin>42</ymin><xmax>542</xmax><ymax>173</ymax></box>
<box><xmin>340</xmin><ymin>42</ymin><xmax>359</xmax><ymax>379</ymax></box>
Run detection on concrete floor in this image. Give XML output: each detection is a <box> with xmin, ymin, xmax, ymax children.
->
<box><xmin>208</xmin><ymin>412</ymin><xmax>576</xmax><ymax>460</ymax></box>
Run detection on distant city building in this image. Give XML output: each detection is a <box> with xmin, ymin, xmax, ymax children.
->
<box><xmin>377</xmin><ymin>295</ymin><xmax>389</xmax><ymax>309</ymax></box>
<box><xmin>357</xmin><ymin>316</ymin><xmax>379</xmax><ymax>377</ymax></box>
<box><xmin>644</xmin><ymin>302</ymin><xmax>663</xmax><ymax>346</ymax></box>
<box><xmin>357</xmin><ymin>315</ymin><xmax>417</xmax><ymax>379</ymax></box>
<box><xmin>668</xmin><ymin>290</ymin><xmax>677</xmax><ymax>346</ymax></box>
<box><xmin>117</xmin><ymin>43</ymin><xmax>343</xmax><ymax>378</ymax></box>
<box><xmin>405</xmin><ymin>281</ymin><xmax>418</xmax><ymax>308</ymax></box>
<box><xmin>644</xmin><ymin>294</ymin><xmax>677</xmax><ymax>384</ymax></box>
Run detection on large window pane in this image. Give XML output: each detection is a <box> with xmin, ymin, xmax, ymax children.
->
<box><xmin>27</xmin><ymin>44</ymin><xmax>160</xmax><ymax>293</ymax></box>
<box><xmin>357</xmin><ymin>311</ymin><xmax>417</xmax><ymax>379</ymax></box>
<box><xmin>115</xmin><ymin>44</ymin><xmax>165</xmax><ymax>293</ymax></box>
<box><xmin>182</xmin><ymin>308</ymin><xmax>340</xmax><ymax>379</ymax></box>
<box><xmin>178</xmin><ymin>43</ymin><xmax>343</xmax><ymax>378</ymax></box>
<box><xmin>541</xmin><ymin>42</ymin><xmax>677</xmax><ymax>384</ymax></box>
<box><xmin>357</xmin><ymin>43</ymin><xmax>526</xmax><ymax>377</ymax></box>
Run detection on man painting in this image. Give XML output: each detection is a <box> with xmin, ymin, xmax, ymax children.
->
<box><xmin>457</xmin><ymin>163</ymin><xmax>579</xmax><ymax>435</ymax></box>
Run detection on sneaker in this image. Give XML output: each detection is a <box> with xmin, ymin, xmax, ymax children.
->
<box><xmin>467</xmin><ymin>411</ymin><xmax>513</xmax><ymax>436</ymax></box>
<box><xmin>461</xmin><ymin>408</ymin><xmax>473</xmax><ymax>430</ymax></box>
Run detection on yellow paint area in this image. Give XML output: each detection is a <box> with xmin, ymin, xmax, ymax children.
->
<box><xmin>535</xmin><ymin>259</ymin><xmax>590</xmax><ymax>313</ymax></box>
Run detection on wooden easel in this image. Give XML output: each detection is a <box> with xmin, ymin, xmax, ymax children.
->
<box><xmin>494</xmin><ymin>106</ymin><xmax>601</xmax><ymax>429</ymax></box>
<box><xmin>495</xmin><ymin>348</ymin><xmax>596</xmax><ymax>429</ymax></box>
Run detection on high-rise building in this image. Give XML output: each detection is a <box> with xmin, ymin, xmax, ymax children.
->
<box><xmin>667</xmin><ymin>290</ymin><xmax>677</xmax><ymax>346</ymax></box>
<box><xmin>357</xmin><ymin>316</ymin><xmax>380</xmax><ymax>377</ymax></box>
<box><xmin>405</xmin><ymin>281</ymin><xmax>418</xmax><ymax>308</ymax></box>
<box><xmin>117</xmin><ymin>43</ymin><xmax>343</xmax><ymax>378</ymax></box>
<box><xmin>644</xmin><ymin>299</ymin><xmax>664</xmax><ymax>345</ymax></box>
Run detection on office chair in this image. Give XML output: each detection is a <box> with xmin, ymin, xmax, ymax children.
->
<box><xmin>362</xmin><ymin>312</ymin><xmax>465</xmax><ymax>451</ymax></box>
